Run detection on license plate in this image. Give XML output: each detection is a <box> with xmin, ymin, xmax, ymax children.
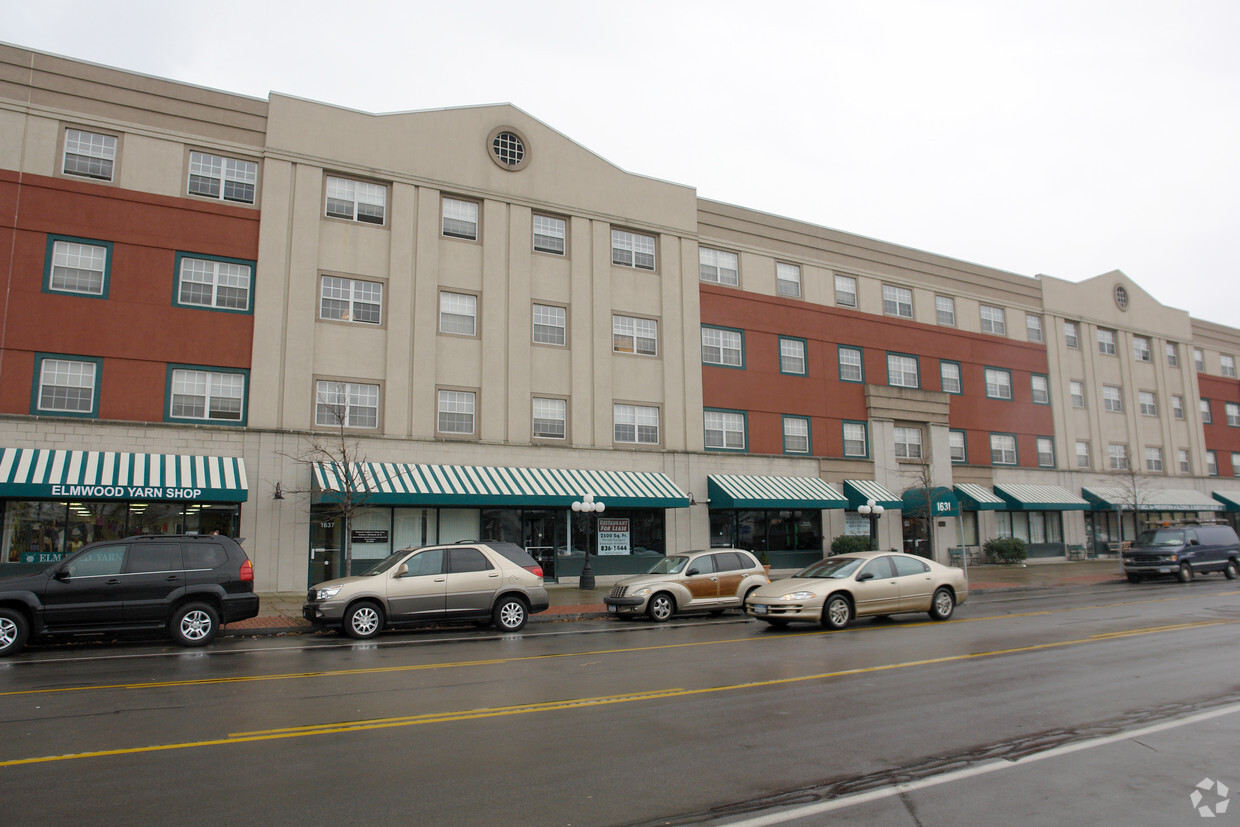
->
<box><xmin>751</xmin><ymin>604</ymin><xmax>768</xmax><ymax>615</ymax></box>
<box><xmin>1159</xmin><ymin>567</ymin><xmax>1171</xmax><ymax>573</ymax></box>
<box><xmin>608</xmin><ymin>605</ymin><xmax>618</xmax><ymax>613</ymax></box>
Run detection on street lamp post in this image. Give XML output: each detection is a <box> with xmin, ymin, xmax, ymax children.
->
<box><xmin>571</xmin><ymin>492</ymin><xmax>605</xmax><ymax>590</ymax></box>
<box><xmin>857</xmin><ymin>498</ymin><xmax>884</xmax><ymax>551</ymax></box>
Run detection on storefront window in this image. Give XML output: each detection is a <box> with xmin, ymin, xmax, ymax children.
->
<box><xmin>128</xmin><ymin>502</ymin><xmax>187</xmax><ymax>535</ymax></box>
<box><xmin>711</xmin><ymin>509</ymin><xmax>823</xmax><ymax>567</ymax></box>
<box><xmin>350</xmin><ymin>507</ymin><xmax>393</xmax><ymax>566</ymax></box>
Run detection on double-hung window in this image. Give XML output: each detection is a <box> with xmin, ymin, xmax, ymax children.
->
<box><xmin>949</xmin><ymin>430</ymin><xmax>967</xmax><ymax>463</ymax></box>
<box><xmin>1097</xmin><ymin>329</ymin><xmax>1117</xmax><ymax>356</ymax></box>
<box><xmin>63</xmin><ymin>129</ymin><xmax>117</xmax><ymax>180</ymax></box>
<box><xmin>834</xmin><ymin>275</ymin><xmax>857</xmax><ymax>307</ymax></box>
<box><xmin>894</xmin><ymin>427</ymin><xmax>922</xmax><ymax>459</ymax></box>
<box><xmin>1026</xmin><ymin>314</ymin><xmax>1043</xmax><ymax>342</ymax></box>
<box><xmin>1172</xmin><ymin>395</ymin><xmax>1185</xmax><ymax>419</ymax></box>
<box><xmin>1139</xmin><ymin>391</ymin><xmax>1158</xmax><ymax>416</ymax></box>
<box><xmin>533</xmin><ymin>215</ymin><xmax>566</xmax><ymax>255</ymax></box>
<box><xmin>47</xmin><ymin>237</ymin><xmax>110</xmax><ymax>297</ymax></box>
<box><xmin>315</xmin><ymin>380</ymin><xmax>379</xmax><ymax>428</ymax></box>
<box><xmin>702</xmin><ymin>327</ymin><xmax>743</xmax><ymax>367</ymax></box>
<box><xmin>319</xmin><ymin>276</ymin><xmax>381</xmax><ymax>324</ymax></box>
<box><xmin>776</xmin><ymin>263</ymin><xmax>801</xmax><ymax>297</ymax></box>
<box><xmin>887</xmin><ymin>354</ymin><xmax>918</xmax><ymax>388</ymax></box>
<box><xmin>612</xmin><ymin>230</ymin><xmax>656</xmax><ymax>270</ymax></box>
<box><xmin>35</xmin><ymin>356</ymin><xmax>99</xmax><ymax>415</ymax></box>
<box><xmin>883</xmin><ymin>285</ymin><xmax>913</xmax><ymax>318</ymax></box>
<box><xmin>1145</xmin><ymin>447</ymin><xmax>1163</xmax><ymax>472</ymax></box>
<box><xmin>985</xmin><ymin>368</ymin><xmax>1012</xmax><ymax>400</ymax></box>
<box><xmin>779</xmin><ymin>337</ymin><xmax>806</xmax><ymax>375</ymax></box>
<box><xmin>613</xmin><ymin>315</ymin><xmax>658</xmax><ymax>356</ymax></box>
<box><xmin>980</xmin><ymin>305</ymin><xmax>1006</xmax><ymax>335</ymax></box>
<box><xmin>991</xmin><ymin>434</ymin><xmax>1017</xmax><ymax>465</ymax></box>
<box><xmin>838</xmin><ymin>347</ymin><xmax>864</xmax><ymax>382</ymax></box>
<box><xmin>1201</xmin><ymin>399</ymin><xmax>1213</xmax><ymax>424</ymax></box>
<box><xmin>1227</xmin><ymin>402</ymin><xmax>1240</xmax><ymax>427</ymax></box>
<box><xmin>704</xmin><ymin>410</ymin><xmax>746</xmax><ymax>451</ymax></box>
<box><xmin>1223</xmin><ymin>355</ymin><xmax>1238</xmax><ymax>378</ymax></box>
<box><xmin>1031</xmin><ymin>374</ymin><xmax>1050</xmax><ymax>404</ymax></box>
<box><xmin>1076</xmin><ymin>441</ymin><xmax>1091</xmax><ymax>468</ymax></box>
<box><xmin>1133</xmin><ymin>336</ymin><xmax>1151</xmax><ymax>362</ymax></box>
<box><xmin>1194</xmin><ymin>349</ymin><xmax>1205</xmax><ymax>371</ymax></box>
<box><xmin>437</xmin><ymin>389</ymin><xmax>476</xmax><ymax>435</ymax></box>
<box><xmin>783</xmin><ymin>416</ymin><xmax>810</xmax><ymax>454</ymax></box>
<box><xmin>1103</xmin><ymin>385</ymin><xmax>1123</xmax><ymax>413</ymax></box>
<box><xmin>169</xmin><ymin>368</ymin><xmax>245</xmax><ymax>423</ymax></box>
<box><xmin>1207</xmin><ymin>451</ymin><xmax>1218</xmax><ymax>476</ymax></box>
<box><xmin>188</xmin><ymin>151</ymin><xmax>258</xmax><ymax>203</ymax></box>
<box><xmin>614</xmin><ymin>404</ymin><xmax>659</xmax><ymax>445</ymax></box>
<box><xmin>1178</xmin><ymin>449</ymin><xmax>1191</xmax><ymax>474</ymax></box>
<box><xmin>936</xmin><ymin>296</ymin><xmax>956</xmax><ymax>326</ymax></box>
<box><xmin>699</xmin><ymin>248</ymin><xmax>739</xmax><ymax>285</ymax></box>
<box><xmin>1037</xmin><ymin>437</ymin><xmax>1055</xmax><ymax>467</ymax></box>
<box><xmin>532</xmin><ymin>398</ymin><xmax>566</xmax><ymax>439</ymax></box>
<box><xmin>1109</xmin><ymin>443</ymin><xmax>1129</xmax><ymax>470</ymax></box>
<box><xmin>1070</xmin><ymin>381</ymin><xmax>1086</xmax><ymax>409</ymax></box>
<box><xmin>940</xmin><ymin>361</ymin><xmax>961</xmax><ymax>394</ymax></box>
<box><xmin>1166</xmin><ymin>343</ymin><xmax>1179</xmax><ymax>367</ymax></box>
<box><xmin>533</xmin><ymin>304</ymin><xmax>567</xmax><ymax>346</ymax></box>
<box><xmin>1064</xmin><ymin>321</ymin><xmax>1079</xmax><ymax>348</ymax></box>
<box><xmin>176</xmin><ymin>254</ymin><xmax>253</xmax><ymax>312</ymax></box>
<box><xmin>442</xmin><ymin>197</ymin><xmax>479</xmax><ymax>240</ymax></box>
<box><xmin>439</xmin><ymin>292</ymin><xmax>478</xmax><ymax>335</ymax></box>
<box><xmin>843</xmin><ymin>422</ymin><xmax>868</xmax><ymax>457</ymax></box>
<box><xmin>325</xmin><ymin>176</ymin><xmax>386</xmax><ymax>224</ymax></box>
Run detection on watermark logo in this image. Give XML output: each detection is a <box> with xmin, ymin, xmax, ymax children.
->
<box><xmin>1190</xmin><ymin>778</ymin><xmax>1230</xmax><ymax>818</ymax></box>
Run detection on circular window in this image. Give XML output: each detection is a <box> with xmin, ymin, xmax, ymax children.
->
<box><xmin>1114</xmin><ymin>285</ymin><xmax>1129</xmax><ymax>310</ymax></box>
<box><xmin>487</xmin><ymin>127</ymin><xmax>529</xmax><ymax>170</ymax></box>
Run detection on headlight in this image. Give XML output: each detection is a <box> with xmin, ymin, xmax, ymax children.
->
<box><xmin>315</xmin><ymin>585</ymin><xmax>343</xmax><ymax>600</ymax></box>
<box><xmin>780</xmin><ymin>591</ymin><xmax>816</xmax><ymax>601</ymax></box>
<box><xmin>632</xmin><ymin>587</ymin><xmax>652</xmax><ymax>597</ymax></box>
<box><xmin>1169</xmin><ymin>554</ymin><xmax>1178</xmax><ymax>562</ymax></box>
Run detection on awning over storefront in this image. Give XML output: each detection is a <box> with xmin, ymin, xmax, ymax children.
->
<box><xmin>707</xmin><ymin>474</ymin><xmax>847</xmax><ymax>509</ymax></box>
<box><xmin>994</xmin><ymin>483</ymin><xmax>1089</xmax><ymax>511</ymax></box>
<box><xmin>1082</xmin><ymin>486</ymin><xmax>1223</xmax><ymax>512</ymax></box>
<box><xmin>901</xmin><ymin>486</ymin><xmax>960</xmax><ymax>517</ymax></box>
<box><xmin>0</xmin><ymin>448</ymin><xmax>249</xmax><ymax>502</ymax></box>
<box><xmin>954</xmin><ymin>483</ymin><xmax>1006</xmax><ymax>511</ymax></box>
<box><xmin>1214</xmin><ymin>491</ymin><xmax>1240</xmax><ymax>512</ymax></box>
<box><xmin>312</xmin><ymin>462</ymin><xmax>690</xmax><ymax>508</ymax></box>
<box><xmin>843</xmin><ymin>480</ymin><xmax>903</xmax><ymax>510</ymax></box>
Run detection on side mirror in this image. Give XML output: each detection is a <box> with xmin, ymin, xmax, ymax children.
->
<box><xmin>857</xmin><ymin>572</ymin><xmax>874</xmax><ymax>582</ymax></box>
<box><xmin>394</xmin><ymin>563</ymin><xmax>409</xmax><ymax>577</ymax></box>
<box><xmin>54</xmin><ymin>568</ymin><xmax>70</xmax><ymax>581</ymax></box>
<box><xmin>1189</xmin><ymin>538</ymin><xmax>1200</xmax><ymax>546</ymax></box>
<box><xmin>686</xmin><ymin>568</ymin><xmax>700</xmax><ymax>576</ymax></box>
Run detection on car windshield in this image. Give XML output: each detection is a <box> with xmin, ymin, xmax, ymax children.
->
<box><xmin>359</xmin><ymin>550</ymin><xmax>415</xmax><ymax>576</ymax></box>
<box><xmin>1135</xmin><ymin>530</ymin><xmax>1185</xmax><ymax>547</ymax></box>
<box><xmin>795</xmin><ymin>557</ymin><xmax>865</xmax><ymax>579</ymax></box>
<box><xmin>647</xmin><ymin>556</ymin><xmax>690</xmax><ymax>575</ymax></box>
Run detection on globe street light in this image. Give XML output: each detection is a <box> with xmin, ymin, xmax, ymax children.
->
<box><xmin>857</xmin><ymin>498</ymin><xmax>884</xmax><ymax>551</ymax></box>
<box><xmin>571</xmin><ymin>492</ymin><xmax>605</xmax><ymax>590</ymax></box>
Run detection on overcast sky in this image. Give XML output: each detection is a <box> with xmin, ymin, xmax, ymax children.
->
<box><xmin>6</xmin><ymin>0</ymin><xmax>1238</xmax><ymax>324</ymax></box>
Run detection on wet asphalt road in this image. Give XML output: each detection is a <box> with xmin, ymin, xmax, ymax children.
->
<box><xmin>1</xmin><ymin>579</ymin><xmax>1238</xmax><ymax>826</ymax></box>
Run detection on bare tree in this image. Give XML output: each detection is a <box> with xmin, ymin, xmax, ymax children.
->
<box><xmin>898</xmin><ymin>458</ymin><xmax>938</xmax><ymax>560</ymax></box>
<box><xmin>280</xmin><ymin>391</ymin><xmax>374</xmax><ymax>577</ymax></box>
<box><xmin>1106</xmin><ymin>460</ymin><xmax>1155</xmax><ymax>570</ymax></box>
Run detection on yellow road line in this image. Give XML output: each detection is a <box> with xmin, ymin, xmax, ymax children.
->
<box><xmin>0</xmin><ymin>618</ymin><xmax>1231</xmax><ymax>768</ymax></box>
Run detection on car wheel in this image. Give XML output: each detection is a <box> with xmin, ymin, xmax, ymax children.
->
<box><xmin>1177</xmin><ymin>563</ymin><xmax>1193</xmax><ymax>583</ymax></box>
<box><xmin>0</xmin><ymin>608</ymin><xmax>30</xmax><ymax>657</ymax></box>
<box><xmin>928</xmin><ymin>588</ymin><xmax>955</xmax><ymax>621</ymax></box>
<box><xmin>343</xmin><ymin>601</ymin><xmax>384</xmax><ymax>639</ymax></box>
<box><xmin>647</xmin><ymin>592</ymin><xmax>675</xmax><ymax>623</ymax></box>
<box><xmin>1225</xmin><ymin>561</ymin><xmax>1238</xmax><ymax>581</ymax></box>
<box><xmin>821</xmin><ymin>594</ymin><xmax>853</xmax><ymax>630</ymax></box>
<box><xmin>170</xmin><ymin>602</ymin><xmax>220</xmax><ymax>647</ymax></box>
<box><xmin>1126</xmin><ymin>573</ymin><xmax>1143</xmax><ymax>583</ymax></box>
<box><xmin>492</xmin><ymin>596</ymin><xmax>529</xmax><ymax>632</ymax></box>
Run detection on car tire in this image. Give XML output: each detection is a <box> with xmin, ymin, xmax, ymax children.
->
<box><xmin>170</xmin><ymin>602</ymin><xmax>220</xmax><ymax>647</ymax></box>
<box><xmin>647</xmin><ymin>593</ymin><xmax>675</xmax><ymax>623</ymax></box>
<box><xmin>821</xmin><ymin>594</ymin><xmax>853</xmax><ymax>630</ymax></box>
<box><xmin>343</xmin><ymin>601</ymin><xmax>384</xmax><ymax>639</ymax></box>
<box><xmin>928</xmin><ymin>588</ymin><xmax>955</xmax><ymax>621</ymax></box>
<box><xmin>492</xmin><ymin>596</ymin><xmax>529</xmax><ymax>632</ymax></box>
<box><xmin>1126</xmin><ymin>573</ymin><xmax>1143</xmax><ymax>583</ymax></box>
<box><xmin>0</xmin><ymin>608</ymin><xmax>30</xmax><ymax>657</ymax></box>
<box><xmin>1177</xmin><ymin>563</ymin><xmax>1193</xmax><ymax>583</ymax></box>
<box><xmin>1225</xmin><ymin>560</ymin><xmax>1238</xmax><ymax>581</ymax></box>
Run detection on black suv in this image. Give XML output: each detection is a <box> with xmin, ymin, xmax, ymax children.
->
<box><xmin>0</xmin><ymin>534</ymin><xmax>260</xmax><ymax>656</ymax></box>
<box><xmin>1123</xmin><ymin>524</ymin><xmax>1240</xmax><ymax>583</ymax></box>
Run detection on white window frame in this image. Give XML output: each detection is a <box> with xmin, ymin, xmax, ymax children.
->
<box><xmin>1026</xmin><ymin>314</ymin><xmax>1043</xmax><ymax>342</ymax></box>
<box><xmin>1139</xmin><ymin>391</ymin><xmax>1158</xmax><ymax>417</ymax></box>
<box><xmin>783</xmin><ymin>416</ymin><xmax>810</xmax><ymax>454</ymax></box>
<box><xmin>887</xmin><ymin>354</ymin><xmax>919</xmax><ymax>388</ymax></box>
<box><xmin>439</xmin><ymin>292</ymin><xmax>478</xmax><ymax>336</ymax></box>
<box><xmin>1222</xmin><ymin>354</ymin><xmax>1237</xmax><ymax>378</ymax></box>
<box><xmin>1070</xmin><ymin>381</ymin><xmax>1086</xmax><ymax>409</ymax></box>
<box><xmin>776</xmin><ymin>262</ymin><xmax>801</xmax><ymax>297</ymax></box>
<box><xmin>1031</xmin><ymin>374</ymin><xmax>1050</xmax><ymax>405</ymax></box>
<box><xmin>1103</xmin><ymin>385</ymin><xmax>1123</xmax><ymax>413</ymax></box>
<box><xmin>894</xmin><ymin>427</ymin><xmax>923</xmax><ymax>459</ymax></box>
<box><xmin>1206</xmin><ymin>451</ymin><xmax>1218</xmax><ymax>476</ymax></box>
<box><xmin>179</xmin><ymin>256</ymin><xmax>253</xmax><ymax>312</ymax></box>
<box><xmin>940</xmin><ymin>361</ymin><xmax>961</xmax><ymax>394</ymax></box>
<box><xmin>1226</xmin><ymin>402</ymin><xmax>1240</xmax><ymax>427</ymax></box>
<box><xmin>532</xmin><ymin>397</ymin><xmax>567</xmax><ymax>440</ymax></box>
<box><xmin>442</xmin><ymin>197</ymin><xmax>480</xmax><ymax>240</ymax></box>
<box><xmin>1109</xmin><ymin>443</ymin><xmax>1129</xmax><ymax>470</ymax></box>
<box><xmin>698</xmin><ymin>248</ymin><xmax>739</xmax><ymax>285</ymax></box>
<box><xmin>1037</xmin><ymin>437</ymin><xmax>1055</xmax><ymax>467</ymax></box>
<box><xmin>1145</xmin><ymin>447</ymin><xmax>1163</xmax><ymax>472</ymax></box>
<box><xmin>63</xmin><ymin>128</ymin><xmax>117</xmax><ymax>181</ymax></box>
<box><xmin>533</xmin><ymin>215</ymin><xmax>566</xmax><ymax>255</ymax></box>
<box><xmin>702</xmin><ymin>327</ymin><xmax>743</xmax><ymax>367</ymax></box>
<box><xmin>437</xmin><ymin>389</ymin><xmax>476</xmax><ymax>435</ymax></box>
<box><xmin>704</xmin><ymin>410</ymin><xmax>746</xmax><ymax>451</ymax></box>
<box><xmin>315</xmin><ymin>380</ymin><xmax>379</xmax><ymax>429</ymax></box>
<box><xmin>1194</xmin><ymin>348</ymin><xmax>1206</xmax><ymax>371</ymax></box>
<box><xmin>834</xmin><ymin>274</ymin><xmax>857</xmax><ymax>308</ymax></box>
<box><xmin>839</xmin><ymin>347</ymin><xmax>863</xmax><ymax>382</ymax></box>
<box><xmin>985</xmin><ymin>368</ymin><xmax>1012</xmax><ymax>400</ymax></box>
<box><xmin>613</xmin><ymin>315</ymin><xmax>658</xmax><ymax>356</ymax></box>
<box><xmin>1172</xmin><ymin>395</ymin><xmax>1184</xmax><ymax>419</ymax></box>
<box><xmin>325</xmin><ymin>176</ymin><xmax>386</xmax><ymax>224</ymax></box>
<box><xmin>1064</xmin><ymin>321</ymin><xmax>1079</xmax><ymax>348</ymax></box>
<box><xmin>936</xmin><ymin>295</ymin><xmax>955</xmax><ymax>326</ymax></box>
<box><xmin>949</xmin><ymin>430</ymin><xmax>966</xmax><ymax>463</ymax></box>
<box><xmin>980</xmin><ymin>305</ymin><xmax>1006</xmax><ymax>335</ymax></box>
<box><xmin>1133</xmin><ymin>336</ymin><xmax>1151</xmax><ymax>362</ymax></box>
<box><xmin>188</xmin><ymin>151</ymin><xmax>258</xmax><ymax>204</ymax></box>
<box><xmin>37</xmin><ymin>358</ymin><xmax>97</xmax><ymax>414</ymax></box>
<box><xmin>170</xmin><ymin>368</ymin><xmax>245</xmax><ymax>422</ymax></box>
<box><xmin>843</xmin><ymin>422</ymin><xmax>867</xmax><ymax>457</ymax></box>
<box><xmin>614</xmin><ymin>404</ymin><xmax>659</xmax><ymax>445</ymax></box>
<box><xmin>319</xmin><ymin>276</ymin><xmax>381</xmax><ymax>324</ymax></box>
<box><xmin>612</xmin><ymin>230</ymin><xmax>656</xmax><ymax>271</ymax></box>
<box><xmin>1178</xmin><ymin>449</ymin><xmax>1191</xmax><ymax>474</ymax></box>
<box><xmin>533</xmin><ymin>304</ymin><xmax>566</xmax><ymax>346</ymax></box>
<box><xmin>779</xmin><ymin>338</ymin><xmax>806</xmax><ymax>375</ymax></box>
<box><xmin>1166</xmin><ymin>342</ymin><xmax>1179</xmax><ymax>367</ymax></box>
<box><xmin>990</xmin><ymin>434</ymin><xmax>1017</xmax><ymax>465</ymax></box>
<box><xmin>1076</xmin><ymin>441</ymin><xmax>1091</xmax><ymax>468</ymax></box>
<box><xmin>1201</xmin><ymin>399</ymin><xmax>1213</xmax><ymax>424</ymax></box>
<box><xmin>1097</xmin><ymin>329</ymin><xmax>1117</xmax><ymax>356</ymax></box>
<box><xmin>882</xmin><ymin>284</ymin><xmax>913</xmax><ymax>318</ymax></box>
<box><xmin>49</xmin><ymin>240</ymin><xmax>108</xmax><ymax>296</ymax></box>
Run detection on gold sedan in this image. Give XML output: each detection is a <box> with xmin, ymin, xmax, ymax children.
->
<box><xmin>744</xmin><ymin>551</ymin><xmax>968</xmax><ymax>629</ymax></box>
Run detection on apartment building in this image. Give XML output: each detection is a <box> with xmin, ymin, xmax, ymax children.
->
<box><xmin>0</xmin><ymin>44</ymin><xmax>1236</xmax><ymax>589</ymax></box>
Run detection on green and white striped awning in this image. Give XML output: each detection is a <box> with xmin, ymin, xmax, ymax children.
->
<box><xmin>1214</xmin><ymin>491</ymin><xmax>1240</xmax><ymax>512</ymax></box>
<box><xmin>1082</xmin><ymin>486</ymin><xmax>1223</xmax><ymax>512</ymax></box>
<box><xmin>0</xmin><ymin>448</ymin><xmax>249</xmax><ymax>502</ymax></box>
<box><xmin>312</xmin><ymin>462</ymin><xmax>689</xmax><ymax>508</ymax></box>
<box><xmin>954</xmin><ymin>483</ymin><xmax>1005</xmax><ymax>511</ymax></box>
<box><xmin>707</xmin><ymin>475</ymin><xmax>847</xmax><ymax>509</ymax></box>
<box><xmin>994</xmin><ymin>483</ymin><xmax>1089</xmax><ymax>511</ymax></box>
<box><xmin>843</xmin><ymin>480</ymin><xmax>903</xmax><ymax>510</ymax></box>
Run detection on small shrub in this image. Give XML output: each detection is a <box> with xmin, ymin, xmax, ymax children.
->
<box><xmin>831</xmin><ymin>534</ymin><xmax>872</xmax><ymax>555</ymax></box>
<box><xmin>983</xmin><ymin>536</ymin><xmax>1028</xmax><ymax>564</ymax></box>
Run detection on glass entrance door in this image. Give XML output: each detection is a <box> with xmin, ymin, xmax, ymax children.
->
<box><xmin>522</xmin><ymin>509</ymin><xmax>564</xmax><ymax>581</ymax></box>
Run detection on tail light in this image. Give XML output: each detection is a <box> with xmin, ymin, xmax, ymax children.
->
<box><xmin>523</xmin><ymin>565</ymin><xmax>543</xmax><ymax>578</ymax></box>
<box><xmin>240</xmin><ymin>560</ymin><xmax>254</xmax><ymax>582</ymax></box>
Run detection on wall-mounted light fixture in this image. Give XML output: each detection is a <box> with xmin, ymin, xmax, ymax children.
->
<box><xmin>273</xmin><ymin>482</ymin><xmax>285</xmax><ymax>500</ymax></box>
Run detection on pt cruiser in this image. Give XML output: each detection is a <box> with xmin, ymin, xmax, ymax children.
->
<box><xmin>604</xmin><ymin>548</ymin><xmax>769</xmax><ymax>622</ymax></box>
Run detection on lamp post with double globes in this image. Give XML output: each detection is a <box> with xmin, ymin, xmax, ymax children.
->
<box><xmin>571</xmin><ymin>492</ymin><xmax>605</xmax><ymax>590</ymax></box>
<box><xmin>857</xmin><ymin>498</ymin><xmax>884</xmax><ymax>551</ymax></box>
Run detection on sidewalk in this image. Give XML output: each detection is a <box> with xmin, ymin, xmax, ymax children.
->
<box><xmin>225</xmin><ymin>559</ymin><xmax>1127</xmax><ymax>636</ymax></box>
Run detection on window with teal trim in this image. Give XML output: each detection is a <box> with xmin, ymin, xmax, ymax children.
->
<box><xmin>705</xmin><ymin>409</ymin><xmax>746</xmax><ymax>451</ymax></box>
<box><xmin>779</xmin><ymin>337</ymin><xmax>806</xmax><ymax>375</ymax></box>
<box><xmin>940</xmin><ymin>361</ymin><xmax>961</xmax><ymax>394</ymax></box>
<box><xmin>167</xmin><ymin>365</ymin><xmax>248</xmax><ymax>425</ymax></box>
<box><xmin>839</xmin><ymin>346</ymin><xmax>864</xmax><ymax>382</ymax></box>
<box><xmin>783</xmin><ymin>416</ymin><xmax>810</xmax><ymax>454</ymax></box>
<box><xmin>44</xmin><ymin>236</ymin><xmax>112</xmax><ymax>298</ymax></box>
<box><xmin>32</xmin><ymin>354</ymin><xmax>101</xmax><ymax>417</ymax></box>
<box><xmin>174</xmin><ymin>252</ymin><xmax>254</xmax><ymax>313</ymax></box>
<box><xmin>702</xmin><ymin>326</ymin><xmax>744</xmax><ymax>367</ymax></box>
<box><xmin>949</xmin><ymin>429</ymin><xmax>967</xmax><ymax>463</ymax></box>
<box><xmin>842</xmin><ymin>421</ymin><xmax>868</xmax><ymax>457</ymax></box>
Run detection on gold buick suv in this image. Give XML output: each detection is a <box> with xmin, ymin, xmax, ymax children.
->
<box><xmin>603</xmin><ymin>548</ymin><xmax>769</xmax><ymax>622</ymax></box>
